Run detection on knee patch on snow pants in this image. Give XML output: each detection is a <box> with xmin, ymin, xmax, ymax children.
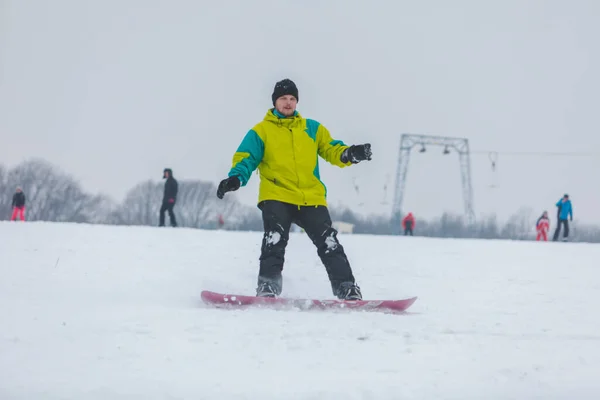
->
<box><xmin>308</xmin><ymin>226</ymin><xmax>355</xmax><ymax>294</ymax></box>
<box><xmin>258</xmin><ymin>201</ymin><xmax>292</xmax><ymax>291</ymax></box>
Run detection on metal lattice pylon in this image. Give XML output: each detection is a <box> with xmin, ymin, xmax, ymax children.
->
<box><xmin>392</xmin><ymin>133</ymin><xmax>475</xmax><ymax>229</ymax></box>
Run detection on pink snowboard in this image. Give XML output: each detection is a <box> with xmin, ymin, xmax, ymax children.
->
<box><xmin>201</xmin><ymin>290</ymin><xmax>417</xmax><ymax>314</ymax></box>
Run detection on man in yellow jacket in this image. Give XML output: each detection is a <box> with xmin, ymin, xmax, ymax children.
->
<box><xmin>216</xmin><ymin>79</ymin><xmax>372</xmax><ymax>300</ymax></box>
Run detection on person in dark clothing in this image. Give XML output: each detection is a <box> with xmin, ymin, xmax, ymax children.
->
<box><xmin>159</xmin><ymin>168</ymin><xmax>178</xmax><ymax>227</ymax></box>
<box><xmin>552</xmin><ymin>194</ymin><xmax>573</xmax><ymax>241</ymax></box>
<box><xmin>11</xmin><ymin>187</ymin><xmax>26</xmax><ymax>221</ymax></box>
<box><xmin>216</xmin><ymin>78</ymin><xmax>372</xmax><ymax>300</ymax></box>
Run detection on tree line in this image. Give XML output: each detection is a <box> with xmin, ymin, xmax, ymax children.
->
<box><xmin>0</xmin><ymin>158</ymin><xmax>262</xmax><ymax>230</ymax></box>
<box><xmin>2</xmin><ymin>158</ymin><xmax>599</xmax><ymax>243</ymax></box>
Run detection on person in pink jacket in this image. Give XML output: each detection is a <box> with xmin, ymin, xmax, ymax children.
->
<box><xmin>536</xmin><ymin>211</ymin><xmax>550</xmax><ymax>241</ymax></box>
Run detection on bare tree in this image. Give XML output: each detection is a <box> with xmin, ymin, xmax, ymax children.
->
<box><xmin>1</xmin><ymin>158</ymin><xmax>111</xmax><ymax>222</ymax></box>
<box><xmin>114</xmin><ymin>178</ymin><xmax>253</xmax><ymax>229</ymax></box>
<box><xmin>113</xmin><ymin>180</ymin><xmax>163</xmax><ymax>226</ymax></box>
<box><xmin>234</xmin><ymin>210</ymin><xmax>263</xmax><ymax>231</ymax></box>
<box><xmin>500</xmin><ymin>206</ymin><xmax>535</xmax><ymax>240</ymax></box>
<box><xmin>177</xmin><ymin>180</ymin><xmax>228</xmax><ymax>228</ymax></box>
<box><xmin>83</xmin><ymin>194</ymin><xmax>119</xmax><ymax>224</ymax></box>
<box><xmin>0</xmin><ymin>164</ymin><xmax>10</xmax><ymax>216</ymax></box>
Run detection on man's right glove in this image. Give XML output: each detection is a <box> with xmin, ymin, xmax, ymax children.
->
<box><xmin>216</xmin><ymin>176</ymin><xmax>241</xmax><ymax>199</ymax></box>
<box><xmin>341</xmin><ymin>144</ymin><xmax>372</xmax><ymax>164</ymax></box>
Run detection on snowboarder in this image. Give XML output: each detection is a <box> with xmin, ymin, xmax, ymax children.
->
<box><xmin>11</xmin><ymin>187</ymin><xmax>26</xmax><ymax>221</ymax></box>
<box><xmin>552</xmin><ymin>194</ymin><xmax>572</xmax><ymax>241</ymax></box>
<box><xmin>402</xmin><ymin>212</ymin><xmax>415</xmax><ymax>236</ymax></box>
<box><xmin>536</xmin><ymin>210</ymin><xmax>550</xmax><ymax>241</ymax></box>
<box><xmin>159</xmin><ymin>168</ymin><xmax>178</xmax><ymax>227</ymax></box>
<box><xmin>216</xmin><ymin>78</ymin><xmax>372</xmax><ymax>300</ymax></box>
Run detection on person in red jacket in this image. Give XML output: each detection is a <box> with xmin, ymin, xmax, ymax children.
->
<box><xmin>536</xmin><ymin>211</ymin><xmax>550</xmax><ymax>241</ymax></box>
<box><xmin>402</xmin><ymin>212</ymin><xmax>415</xmax><ymax>236</ymax></box>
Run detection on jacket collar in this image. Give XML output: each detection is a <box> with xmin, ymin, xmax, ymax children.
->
<box><xmin>272</xmin><ymin>108</ymin><xmax>298</xmax><ymax>119</ymax></box>
<box><xmin>264</xmin><ymin>108</ymin><xmax>302</xmax><ymax>127</ymax></box>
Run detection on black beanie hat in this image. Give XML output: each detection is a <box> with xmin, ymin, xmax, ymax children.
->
<box><xmin>272</xmin><ymin>79</ymin><xmax>298</xmax><ymax>105</ymax></box>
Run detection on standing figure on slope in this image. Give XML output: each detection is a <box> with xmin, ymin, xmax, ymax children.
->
<box><xmin>552</xmin><ymin>194</ymin><xmax>573</xmax><ymax>241</ymax></box>
<box><xmin>535</xmin><ymin>210</ymin><xmax>550</xmax><ymax>241</ymax></box>
<box><xmin>11</xmin><ymin>187</ymin><xmax>26</xmax><ymax>221</ymax></box>
<box><xmin>216</xmin><ymin>78</ymin><xmax>372</xmax><ymax>300</ymax></box>
<box><xmin>402</xmin><ymin>212</ymin><xmax>415</xmax><ymax>236</ymax></box>
<box><xmin>159</xmin><ymin>168</ymin><xmax>178</xmax><ymax>227</ymax></box>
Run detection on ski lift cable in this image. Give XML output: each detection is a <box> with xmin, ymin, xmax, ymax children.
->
<box><xmin>472</xmin><ymin>150</ymin><xmax>600</xmax><ymax>157</ymax></box>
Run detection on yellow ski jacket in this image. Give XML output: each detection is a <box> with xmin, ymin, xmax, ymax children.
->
<box><xmin>228</xmin><ymin>108</ymin><xmax>352</xmax><ymax>207</ymax></box>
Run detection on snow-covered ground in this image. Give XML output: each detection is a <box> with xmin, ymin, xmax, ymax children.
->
<box><xmin>1</xmin><ymin>221</ymin><xmax>599</xmax><ymax>399</ymax></box>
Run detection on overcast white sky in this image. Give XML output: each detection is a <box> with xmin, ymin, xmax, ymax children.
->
<box><xmin>1</xmin><ymin>0</ymin><xmax>599</xmax><ymax>224</ymax></box>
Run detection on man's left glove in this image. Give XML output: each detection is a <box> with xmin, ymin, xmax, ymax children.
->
<box><xmin>341</xmin><ymin>143</ymin><xmax>372</xmax><ymax>164</ymax></box>
<box><xmin>216</xmin><ymin>176</ymin><xmax>241</xmax><ymax>199</ymax></box>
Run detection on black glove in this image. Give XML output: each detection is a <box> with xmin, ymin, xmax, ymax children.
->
<box><xmin>216</xmin><ymin>176</ymin><xmax>241</xmax><ymax>199</ymax></box>
<box><xmin>341</xmin><ymin>144</ymin><xmax>372</xmax><ymax>164</ymax></box>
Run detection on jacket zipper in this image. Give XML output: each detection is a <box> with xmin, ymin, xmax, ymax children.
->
<box><xmin>289</xmin><ymin>128</ymin><xmax>306</xmax><ymax>204</ymax></box>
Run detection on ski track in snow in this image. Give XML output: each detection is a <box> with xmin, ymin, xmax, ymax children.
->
<box><xmin>1</xmin><ymin>221</ymin><xmax>599</xmax><ymax>399</ymax></box>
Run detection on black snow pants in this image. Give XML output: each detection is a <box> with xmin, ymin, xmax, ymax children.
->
<box><xmin>404</xmin><ymin>221</ymin><xmax>413</xmax><ymax>236</ymax></box>
<box><xmin>159</xmin><ymin>201</ymin><xmax>177</xmax><ymax>227</ymax></box>
<box><xmin>552</xmin><ymin>219</ymin><xmax>569</xmax><ymax>241</ymax></box>
<box><xmin>257</xmin><ymin>200</ymin><xmax>356</xmax><ymax>297</ymax></box>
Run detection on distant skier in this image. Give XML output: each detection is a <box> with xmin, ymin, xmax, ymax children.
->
<box><xmin>402</xmin><ymin>212</ymin><xmax>415</xmax><ymax>236</ymax></box>
<box><xmin>552</xmin><ymin>194</ymin><xmax>573</xmax><ymax>241</ymax></box>
<box><xmin>216</xmin><ymin>78</ymin><xmax>372</xmax><ymax>300</ymax></box>
<box><xmin>535</xmin><ymin>211</ymin><xmax>550</xmax><ymax>241</ymax></box>
<box><xmin>159</xmin><ymin>168</ymin><xmax>178</xmax><ymax>227</ymax></box>
<box><xmin>11</xmin><ymin>187</ymin><xmax>26</xmax><ymax>221</ymax></box>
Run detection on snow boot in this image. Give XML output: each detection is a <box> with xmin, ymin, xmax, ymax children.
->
<box><xmin>337</xmin><ymin>282</ymin><xmax>362</xmax><ymax>300</ymax></box>
<box><xmin>256</xmin><ymin>281</ymin><xmax>277</xmax><ymax>298</ymax></box>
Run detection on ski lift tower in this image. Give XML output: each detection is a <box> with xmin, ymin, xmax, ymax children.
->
<box><xmin>391</xmin><ymin>133</ymin><xmax>476</xmax><ymax>231</ymax></box>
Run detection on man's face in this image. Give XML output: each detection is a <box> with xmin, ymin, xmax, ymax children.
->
<box><xmin>274</xmin><ymin>95</ymin><xmax>297</xmax><ymax>117</ymax></box>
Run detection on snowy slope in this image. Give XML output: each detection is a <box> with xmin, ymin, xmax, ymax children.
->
<box><xmin>1</xmin><ymin>221</ymin><xmax>599</xmax><ymax>400</ymax></box>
